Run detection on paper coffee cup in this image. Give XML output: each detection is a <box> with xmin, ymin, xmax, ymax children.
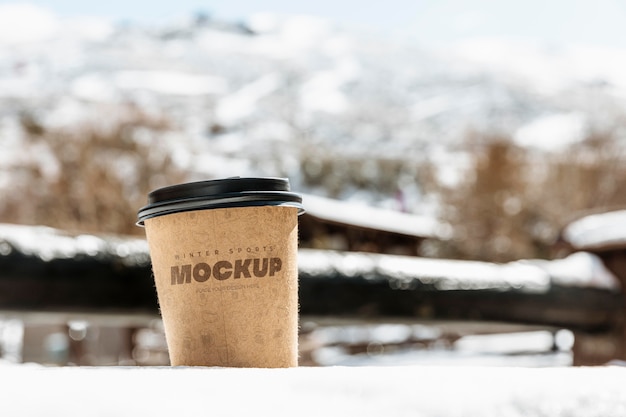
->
<box><xmin>137</xmin><ymin>177</ymin><xmax>304</xmax><ymax>367</ymax></box>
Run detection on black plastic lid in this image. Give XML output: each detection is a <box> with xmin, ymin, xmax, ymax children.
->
<box><xmin>137</xmin><ymin>177</ymin><xmax>304</xmax><ymax>226</ymax></box>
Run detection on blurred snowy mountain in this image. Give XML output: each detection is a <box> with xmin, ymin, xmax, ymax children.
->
<box><xmin>2</xmin><ymin>4</ymin><xmax>626</xmax><ymax>211</ymax></box>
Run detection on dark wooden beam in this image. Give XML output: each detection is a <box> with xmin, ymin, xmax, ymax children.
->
<box><xmin>0</xmin><ymin>230</ymin><xmax>621</xmax><ymax>333</ymax></box>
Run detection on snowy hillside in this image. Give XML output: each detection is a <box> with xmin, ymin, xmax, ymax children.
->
<box><xmin>2</xmin><ymin>4</ymin><xmax>626</xmax><ymax>211</ymax></box>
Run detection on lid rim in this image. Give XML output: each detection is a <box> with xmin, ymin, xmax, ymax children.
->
<box><xmin>141</xmin><ymin>190</ymin><xmax>300</xmax><ymax>211</ymax></box>
<box><xmin>136</xmin><ymin>200</ymin><xmax>304</xmax><ymax>226</ymax></box>
<box><xmin>136</xmin><ymin>177</ymin><xmax>304</xmax><ymax>226</ymax></box>
<box><xmin>147</xmin><ymin>177</ymin><xmax>290</xmax><ymax>205</ymax></box>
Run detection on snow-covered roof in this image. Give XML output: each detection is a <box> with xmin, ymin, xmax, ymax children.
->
<box><xmin>525</xmin><ymin>251</ymin><xmax>620</xmax><ymax>291</ymax></box>
<box><xmin>0</xmin><ymin>223</ymin><xmax>150</xmax><ymax>266</ymax></box>
<box><xmin>0</xmin><ymin>223</ymin><xmax>617</xmax><ymax>292</ymax></box>
<box><xmin>298</xmin><ymin>249</ymin><xmax>550</xmax><ymax>293</ymax></box>
<box><xmin>302</xmin><ymin>194</ymin><xmax>447</xmax><ymax>240</ymax></box>
<box><xmin>562</xmin><ymin>209</ymin><xmax>626</xmax><ymax>251</ymax></box>
<box><xmin>299</xmin><ymin>249</ymin><xmax>620</xmax><ymax>292</ymax></box>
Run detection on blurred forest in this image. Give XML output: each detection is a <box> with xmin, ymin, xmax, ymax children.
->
<box><xmin>438</xmin><ymin>129</ymin><xmax>626</xmax><ymax>262</ymax></box>
<box><xmin>2</xmin><ymin>109</ymin><xmax>625</xmax><ymax>263</ymax></box>
<box><xmin>1</xmin><ymin>106</ymin><xmax>185</xmax><ymax>236</ymax></box>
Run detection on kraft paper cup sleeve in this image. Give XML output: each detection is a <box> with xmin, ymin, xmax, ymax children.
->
<box><xmin>138</xmin><ymin>178</ymin><xmax>303</xmax><ymax>368</ymax></box>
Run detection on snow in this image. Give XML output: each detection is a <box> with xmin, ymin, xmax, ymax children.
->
<box><xmin>319</xmin><ymin>348</ymin><xmax>573</xmax><ymax>368</ymax></box>
<box><xmin>304</xmin><ymin>319</ymin><xmax>574</xmax><ymax>367</ymax></box>
<box><xmin>61</xmin><ymin>17</ymin><xmax>114</xmax><ymax>42</ymax></box>
<box><xmin>514</xmin><ymin>112</ymin><xmax>586</xmax><ymax>151</ymax></box>
<box><xmin>298</xmin><ymin>249</ymin><xmax>551</xmax><ymax>293</ymax></box>
<box><xmin>299</xmin><ymin>59</ymin><xmax>359</xmax><ymax>114</ymax></box>
<box><xmin>71</xmin><ymin>73</ymin><xmax>118</xmax><ymax>102</ymax></box>
<box><xmin>0</xmin><ymin>223</ymin><xmax>149</xmax><ymax>265</ymax></box>
<box><xmin>316</xmin><ymin>330</ymin><xmax>575</xmax><ymax>367</ymax></box>
<box><xmin>41</xmin><ymin>97</ymin><xmax>96</xmax><ymax>128</ymax></box>
<box><xmin>302</xmin><ymin>194</ymin><xmax>446</xmax><ymax>239</ymax></box>
<box><xmin>215</xmin><ymin>74</ymin><xmax>280</xmax><ymax>125</ymax></box>
<box><xmin>563</xmin><ymin>210</ymin><xmax>626</xmax><ymax>251</ymax></box>
<box><xmin>299</xmin><ymin>248</ymin><xmax>621</xmax><ymax>292</ymax></box>
<box><xmin>455</xmin><ymin>330</ymin><xmax>555</xmax><ymax>355</ymax></box>
<box><xmin>0</xmin><ymin>365</ymin><xmax>625</xmax><ymax>416</ymax></box>
<box><xmin>451</xmin><ymin>37</ymin><xmax>626</xmax><ymax>94</ymax></box>
<box><xmin>314</xmin><ymin>323</ymin><xmax>438</xmax><ymax>346</ymax></box>
<box><xmin>528</xmin><ymin>252</ymin><xmax>620</xmax><ymax>290</ymax></box>
<box><xmin>253</xmin><ymin>14</ymin><xmax>335</xmax><ymax>49</ymax></box>
<box><xmin>300</xmin><ymin>71</ymin><xmax>349</xmax><ymax>113</ymax></box>
<box><xmin>77</xmin><ymin>69</ymin><xmax>227</xmax><ymax>102</ymax></box>
<box><xmin>0</xmin><ymin>4</ymin><xmax>60</xmax><ymax>45</ymax></box>
<box><xmin>113</xmin><ymin>70</ymin><xmax>227</xmax><ymax>96</ymax></box>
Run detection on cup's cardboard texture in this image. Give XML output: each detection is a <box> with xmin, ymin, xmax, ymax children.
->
<box><xmin>144</xmin><ymin>205</ymin><xmax>299</xmax><ymax>367</ymax></box>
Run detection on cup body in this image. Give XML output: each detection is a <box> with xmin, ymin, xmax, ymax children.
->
<box><xmin>138</xmin><ymin>178</ymin><xmax>303</xmax><ymax>367</ymax></box>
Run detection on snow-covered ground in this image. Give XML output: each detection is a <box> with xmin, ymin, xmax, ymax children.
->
<box><xmin>1</xmin><ymin>364</ymin><xmax>625</xmax><ymax>416</ymax></box>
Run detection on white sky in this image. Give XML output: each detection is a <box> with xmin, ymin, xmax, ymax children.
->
<box><xmin>9</xmin><ymin>0</ymin><xmax>626</xmax><ymax>47</ymax></box>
